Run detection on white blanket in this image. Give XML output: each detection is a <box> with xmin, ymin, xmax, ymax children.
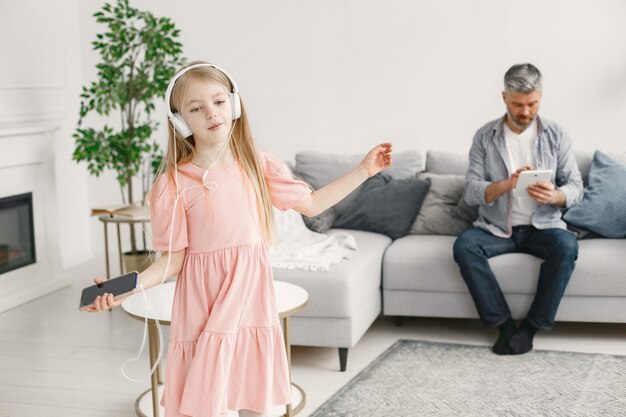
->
<box><xmin>269</xmin><ymin>208</ymin><xmax>357</xmax><ymax>272</ymax></box>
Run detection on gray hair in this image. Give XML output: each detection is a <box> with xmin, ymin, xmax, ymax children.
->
<box><xmin>504</xmin><ymin>63</ymin><xmax>542</xmax><ymax>93</ymax></box>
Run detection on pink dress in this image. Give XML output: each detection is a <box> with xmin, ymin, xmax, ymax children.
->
<box><xmin>150</xmin><ymin>152</ymin><xmax>311</xmax><ymax>417</ymax></box>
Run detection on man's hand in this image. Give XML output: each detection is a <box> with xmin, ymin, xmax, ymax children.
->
<box><xmin>485</xmin><ymin>166</ymin><xmax>531</xmax><ymax>204</ymax></box>
<box><xmin>507</xmin><ymin>166</ymin><xmax>532</xmax><ymax>190</ymax></box>
<box><xmin>527</xmin><ymin>182</ymin><xmax>566</xmax><ymax>207</ymax></box>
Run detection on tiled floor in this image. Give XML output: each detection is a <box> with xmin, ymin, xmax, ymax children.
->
<box><xmin>1</xmin><ymin>258</ymin><xmax>624</xmax><ymax>417</ymax></box>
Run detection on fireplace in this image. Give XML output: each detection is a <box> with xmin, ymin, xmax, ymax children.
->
<box><xmin>0</xmin><ymin>125</ymin><xmax>67</xmax><ymax>313</ymax></box>
<box><xmin>0</xmin><ymin>192</ymin><xmax>36</xmax><ymax>275</ymax></box>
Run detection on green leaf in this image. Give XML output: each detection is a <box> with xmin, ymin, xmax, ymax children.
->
<box><xmin>75</xmin><ymin>0</ymin><xmax>185</xmax><ymax>210</ymax></box>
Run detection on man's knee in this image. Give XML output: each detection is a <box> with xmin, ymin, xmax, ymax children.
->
<box><xmin>562</xmin><ymin>238</ymin><xmax>578</xmax><ymax>262</ymax></box>
<box><xmin>453</xmin><ymin>230</ymin><xmax>476</xmax><ymax>263</ymax></box>
<box><xmin>554</xmin><ymin>230</ymin><xmax>579</xmax><ymax>261</ymax></box>
<box><xmin>541</xmin><ymin>229</ymin><xmax>579</xmax><ymax>263</ymax></box>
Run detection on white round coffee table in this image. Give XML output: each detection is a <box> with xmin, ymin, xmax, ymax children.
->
<box><xmin>122</xmin><ymin>280</ymin><xmax>308</xmax><ymax>417</ymax></box>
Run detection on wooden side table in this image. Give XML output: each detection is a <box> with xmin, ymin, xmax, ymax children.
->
<box><xmin>122</xmin><ymin>280</ymin><xmax>309</xmax><ymax>417</ymax></box>
<box><xmin>276</xmin><ymin>281</ymin><xmax>309</xmax><ymax>417</ymax></box>
<box><xmin>98</xmin><ymin>215</ymin><xmax>150</xmax><ymax>279</ymax></box>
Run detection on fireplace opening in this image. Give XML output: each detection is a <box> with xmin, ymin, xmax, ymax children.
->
<box><xmin>0</xmin><ymin>192</ymin><xmax>36</xmax><ymax>275</ymax></box>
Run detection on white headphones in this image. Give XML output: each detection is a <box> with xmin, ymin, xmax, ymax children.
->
<box><xmin>165</xmin><ymin>63</ymin><xmax>241</xmax><ymax>138</ymax></box>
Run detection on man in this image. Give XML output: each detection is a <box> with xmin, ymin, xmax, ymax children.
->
<box><xmin>453</xmin><ymin>63</ymin><xmax>583</xmax><ymax>355</ymax></box>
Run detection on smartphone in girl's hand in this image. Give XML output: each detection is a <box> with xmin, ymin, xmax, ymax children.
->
<box><xmin>79</xmin><ymin>271</ymin><xmax>138</xmax><ymax>310</ymax></box>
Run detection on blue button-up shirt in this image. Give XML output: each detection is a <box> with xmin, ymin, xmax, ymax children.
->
<box><xmin>464</xmin><ymin>115</ymin><xmax>583</xmax><ymax>237</ymax></box>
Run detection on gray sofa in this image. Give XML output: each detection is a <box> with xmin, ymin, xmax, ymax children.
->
<box><xmin>274</xmin><ymin>149</ymin><xmax>626</xmax><ymax>371</ymax></box>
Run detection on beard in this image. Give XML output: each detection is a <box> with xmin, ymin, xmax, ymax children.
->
<box><xmin>507</xmin><ymin>111</ymin><xmax>535</xmax><ymax>132</ymax></box>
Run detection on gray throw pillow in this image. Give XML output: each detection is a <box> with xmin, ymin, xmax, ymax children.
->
<box><xmin>563</xmin><ymin>151</ymin><xmax>626</xmax><ymax>238</ymax></box>
<box><xmin>576</xmin><ymin>150</ymin><xmax>626</xmax><ymax>186</ymax></box>
<box><xmin>295</xmin><ymin>150</ymin><xmax>425</xmax><ymax>216</ymax></box>
<box><xmin>425</xmin><ymin>150</ymin><xmax>469</xmax><ymax>175</ymax></box>
<box><xmin>291</xmin><ymin>168</ymin><xmax>339</xmax><ymax>233</ymax></box>
<box><xmin>302</xmin><ymin>208</ymin><xmax>338</xmax><ymax>233</ymax></box>
<box><xmin>333</xmin><ymin>173</ymin><xmax>430</xmax><ymax>239</ymax></box>
<box><xmin>410</xmin><ymin>173</ymin><xmax>478</xmax><ymax>235</ymax></box>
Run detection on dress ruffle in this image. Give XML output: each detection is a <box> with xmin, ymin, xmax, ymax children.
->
<box><xmin>163</xmin><ymin>325</ymin><xmax>291</xmax><ymax>417</ymax></box>
<box><xmin>161</xmin><ymin>242</ymin><xmax>291</xmax><ymax>417</ymax></box>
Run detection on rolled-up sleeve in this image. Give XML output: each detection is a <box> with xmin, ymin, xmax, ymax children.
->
<box><xmin>555</xmin><ymin>130</ymin><xmax>584</xmax><ymax>208</ymax></box>
<box><xmin>464</xmin><ymin>133</ymin><xmax>493</xmax><ymax>206</ymax></box>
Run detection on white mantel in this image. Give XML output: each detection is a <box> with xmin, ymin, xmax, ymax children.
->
<box><xmin>0</xmin><ymin>124</ymin><xmax>68</xmax><ymax>313</ymax></box>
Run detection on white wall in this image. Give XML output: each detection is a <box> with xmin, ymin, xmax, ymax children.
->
<box><xmin>28</xmin><ymin>0</ymin><xmax>626</xmax><ymax>262</ymax></box>
<box><xmin>80</xmin><ymin>0</ymin><xmax>626</xmax><ymax>160</ymax></box>
<box><xmin>0</xmin><ymin>0</ymin><xmax>92</xmax><ymax>269</ymax></box>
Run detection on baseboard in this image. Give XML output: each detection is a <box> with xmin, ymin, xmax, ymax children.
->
<box><xmin>0</xmin><ymin>272</ymin><xmax>69</xmax><ymax>313</ymax></box>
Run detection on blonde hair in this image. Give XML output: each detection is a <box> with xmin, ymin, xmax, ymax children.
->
<box><xmin>153</xmin><ymin>61</ymin><xmax>275</xmax><ymax>242</ymax></box>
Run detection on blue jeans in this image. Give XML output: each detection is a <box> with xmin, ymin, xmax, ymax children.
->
<box><xmin>453</xmin><ymin>226</ymin><xmax>578</xmax><ymax>330</ymax></box>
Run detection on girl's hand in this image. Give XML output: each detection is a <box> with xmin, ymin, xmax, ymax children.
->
<box><xmin>360</xmin><ymin>143</ymin><xmax>393</xmax><ymax>177</ymax></box>
<box><xmin>83</xmin><ymin>277</ymin><xmax>123</xmax><ymax>313</ymax></box>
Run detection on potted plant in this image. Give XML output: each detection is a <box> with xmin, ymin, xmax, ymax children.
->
<box><xmin>73</xmin><ymin>0</ymin><xmax>185</xmax><ymax>272</ymax></box>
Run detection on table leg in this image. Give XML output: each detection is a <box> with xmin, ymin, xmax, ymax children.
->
<box><xmin>148</xmin><ymin>320</ymin><xmax>161</xmax><ymax>417</ymax></box>
<box><xmin>116</xmin><ymin>223</ymin><xmax>123</xmax><ymax>274</ymax></box>
<box><xmin>283</xmin><ymin>316</ymin><xmax>292</xmax><ymax>417</ymax></box>
<box><xmin>142</xmin><ymin>221</ymin><xmax>147</xmax><ymax>254</ymax></box>
<box><xmin>103</xmin><ymin>222</ymin><xmax>110</xmax><ymax>279</ymax></box>
<box><xmin>157</xmin><ymin>355</ymin><xmax>164</xmax><ymax>385</ymax></box>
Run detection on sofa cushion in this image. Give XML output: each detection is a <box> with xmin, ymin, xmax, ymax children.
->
<box><xmin>571</xmin><ymin>238</ymin><xmax>626</xmax><ymax>295</ymax></box>
<box><xmin>333</xmin><ymin>173</ymin><xmax>430</xmax><ymax>239</ymax></box>
<box><xmin>384</xmin><ymin>235</ymin><xmax>489</xmax><ymax>293</ymax></box>
<box><xmin>273</xmin><ymin>229</ymin><xmax>392</xmax><ymax>318</ymax></box>
<box><xmin>409</xmin><ymin>173</ymin><xmax>478</xmax><ymax>235</ymax></box>
<box><xmin>425</xmin><ymin>150</ymin><xmax>469</xmax><ymax>175</ymax></box>
<box><xmin>295</xmin><ymin>150</ymin><xmax>425</xmax><ymax>216</ymax></box>
<box><xmin>383</xmin><ymin>234</ymin><xmax>626</xmax><ymax>297</ymax></box>
<box><xmin>563</xmin><ymin>151</ymin><xmax>626</xmax><ymax>238</ymax></box>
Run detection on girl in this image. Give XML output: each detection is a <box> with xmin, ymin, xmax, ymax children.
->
<box><xmin>87</xmin><ymin>61</ymin><xmax>392</xmax><ymax>417</ymax></box>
